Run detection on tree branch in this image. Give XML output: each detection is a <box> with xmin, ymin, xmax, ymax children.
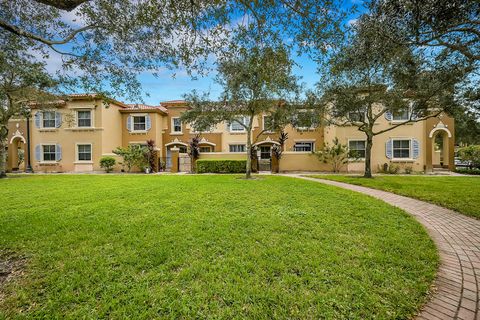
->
<box><xmin>0</xmin><ymin>19</ymin><xmax>97</xmax><ymax>46</ymax></box>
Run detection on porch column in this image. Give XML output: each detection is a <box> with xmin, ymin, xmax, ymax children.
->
<box><xmin>170</xmin><ymin>147</ymin><xmax>179</xmax><ymax>173</ymax></box>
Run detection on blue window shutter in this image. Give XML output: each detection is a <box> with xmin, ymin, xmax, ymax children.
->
<box><xmin>55</xmin><ymin>111</ymin><xmax>62</xmax><ymax>128</ymax></box>
<box><xmin>145</xmin><ymin>115</ymin><xmax>151</xmax><ymax>131</ymax></box>
<box><xmin>385</xmin><ymin>139</ymin><xmax>393</xmax><ymax>159</ymax></box>
<box><xmin>35</xmin><ymin>145</ymin><xmax>41</xmax><ymax>161</ymax></box>
<box><xmin>412</xmin><ymin>138</ymin><xmax>420</xmax><ymax>159</ymax></box>
<box><xmin>55</xmin><ymin>144</ymin><xmax>62</xmax><ymax>161</ymax></box>
<box><xmin>127</xmin><ymin>115</ymin><xmax>132</xmax><ymax>131</ymax></box>
<box><xmin>384</xmin><ymin>110</ymin><xmax>393</xmax><ymax>121</ymax></box>
<box><xmin>34</xmin><ymin>112</ymin><xmax>41</xmax><ymax>128</ymax></box>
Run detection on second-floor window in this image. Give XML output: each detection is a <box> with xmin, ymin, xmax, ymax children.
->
<box><xmin>392</xmin><ymin>108</ymin><xmax>410</xmax><ymax>121</ymax></box>
<box><xmin>172</xmin><ymin>118</ymin><xmax>182</xmax><ymax>133</ymax></box>
<box><xmin>43</xmin><ymin>111</ymin><xmax>56</xmax><ymax>128</ymax></box>
<box><xmin>229</xmin><ymin>117</ymin><xmax>248</xmax><ymax>132</ymax></box>
<box><xmin>133</xmin><ymin>115</ymin><xmax>146</xmax><ymax>131</ymax></box>
<box><xmin>348</xmin><ymin>111</ymin><xmax>366</xmax><ymax>122</ymax></box>
<box><xmin>77</xmin><ymin>110</ymin><xmax>92</xmax><ymax>127</ymax></box>
<box><xmin>229</xmin><ymin>144</ymin><xmax>246</xmax><ymax>152</ymax></box>
<box><xmin>293</xmin><ymin>142</ymin><xmax>314</xmax><ymax>152</ymax></box>
<box><xmin>263</xmin><ymin>116</ymin><xmax>274</xmax><ymax>132</ymax></box>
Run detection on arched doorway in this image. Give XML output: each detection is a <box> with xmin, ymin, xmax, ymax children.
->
<box><xmin>428</xmin><ymin>125</ymin><xmax>453</xmax><ymax>171</ymax></box>
<box><xmin>165</xmin><ymin>141</ymin><xmax>188</xmax><ymax>170</ymax></box>
<box><xmin>254</xmin><ymin>141</ymin><xmax>279</xmax><ymax>172</ymax></box>
<box><xmin>8</xmin><ymin>136</ymin><xmax>26</xmax><ymax>172</ymax></box>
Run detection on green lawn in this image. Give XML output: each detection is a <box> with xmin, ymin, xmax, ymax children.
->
<box><xmin>307</xmin><ymin>175</ymin><xmax>480</xmax><ymax>219</ymax></box>
<box><xmin>0</xmin><ymin>175</ymin><xmax>437</xmax><ymax>319</ymax></box>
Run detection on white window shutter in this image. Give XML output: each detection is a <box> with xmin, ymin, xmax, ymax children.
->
<box><xmin>55</xmin><ymin>144</ymin><xmax>62</xmax><ymax>161</ymax></box>
<box><xmin>55</xmin><ymin>111</ymin><xmax>62</xmax><ymax>128</ymax></box>
<box><xmin>412</xmin><ymin>138</ymin><xmax>420</xmax><ymax>159</ymax></box>
<box><xmin>384</xmin><ymin>110</ymin><xmax>393</xmax><ymax>121</ymax></box>
<box><xmin>385</xmin><ymin>139</ymin><xmax>393</xmax><ymax>159</ymax></box>
<box><xmin>34</xmin><ymin>112</ymin><xmax>41</xmax><ymax>128</ymax></box>
<box><xmin>126</xmin><ymin>115</ymin><xmax>132</xmax><ymax>131</ymax></box>
<box><xmin>35</xmin><ymin>145</ymin><xmax>41</xmax><ymax>161</ymax></box>
<box><xmin>145</xmin><ymin>115</ymin><xmax>151</xmax><ymax>131</ymax></box>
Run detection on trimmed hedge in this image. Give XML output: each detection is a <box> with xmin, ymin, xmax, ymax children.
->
<box><xmin>196</xmin><ymin>159</ymin><xmax>247</xmax><ymax>173</ymax></box>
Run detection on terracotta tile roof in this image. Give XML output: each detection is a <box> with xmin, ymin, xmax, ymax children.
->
<box><xmin>126</xmin><ymin>103</ymin><xmax>168</xmax><ymax>113</ymax></box>
<box><xmin>162</xmin><ymin>100</ymin><xmax>186</xmax><ymax>104</ymax></box>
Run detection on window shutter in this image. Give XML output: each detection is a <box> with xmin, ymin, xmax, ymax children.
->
<box><xmin>35</xmin><ymin>145</ymin><xmax>41</xmax><ymax>161</ymax></box>
<box><xmin>126</xmin><ymin>115</ymin><xmax>132</xmax><ymax>132</ymax></box>
<box><xmin>412</xmin><ymin>138</ymin><xmax>420</xmax><ymax>159</ymax></box>
<box><xmin>55</xmin><ymin>111</ymin><xmax>62</xmax><ymax>128</ymax></box>
<box><xmin>145</xmin><ymin>115</ymin><xmax>151</xmax><ymax>131</ymax></box>
<box><xmin>384</xmin><ymin>110</ymin><xmax>393</xmax><ymax>121</ymax></box>
<box><xmin>55</xmin><ymin>144</ymin><xmax>62</xmax><ymax>161</ymax></box>
<box><xmin>34</xmin><ymin>112</ymin><xmax>41</xmax><ymax>128</ymax></box>
<box><xmin>385</xmin><ymin>139</ymin><xmax>393</xmax><ymax>159</ymax></box>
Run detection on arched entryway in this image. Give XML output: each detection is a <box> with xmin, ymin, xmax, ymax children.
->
<box><xmin>165</xmin><ymin>141</ymin><xmax>188</xmax><ymax>171</ymax></box>
<box><xmin>254</xmin><ymin>140</ymin><xmax>279</xmax><ymax>172</ymax></box>
<box><xmin>8</xmin><ymin>136</ymin><xmax>26</xmax><ymax>172</ymax></box>
<box><xmin>426</xmin><ymin>121</ymin><xmax>454</xmax><ymax>172</ymax></box>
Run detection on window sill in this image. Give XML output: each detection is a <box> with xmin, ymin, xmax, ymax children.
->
<box><xmin>170</xmin><ymin>132</ymin><xmax>183</xmax><ymax>135</ymax></box>
<box><xmin>38</xmin><ymin>128</ymin><xmax>58</xmax><ymax>132</ymax></box>
<box><xmin>130</xmin><ymin>130</ymin><xmax>148</xmax><ymax>134</ymax></box>
<box><xmin>391</xmin><ymin>159</ymin><xmax>415</xmax><ymax>162</ymax></box>
<box><xmin>65</xmin><ymin>127</ymin><xmax>103</xmax><ymax>131</ymax></box>
<box><xmin>74</xmin><ymin>161</ymin><xmax>93</xmax><ymax>164</ymax></box>
<box><xmin>229</xmin><ymin>132</ymin><xmax>247</xmax><ymax>135</ymax></box>
<box><xmin>38</xmin><ymin>162</ymin><xmax>59</xmax><ymax>165</ymax></box>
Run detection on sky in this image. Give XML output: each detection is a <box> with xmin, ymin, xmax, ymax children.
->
<box><xmin>53</xmin><ymin>0</ymin><xmax>364</xmax><ymax>106</ymax></box>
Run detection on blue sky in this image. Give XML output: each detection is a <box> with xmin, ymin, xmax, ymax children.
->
<box><xmin>126</xmin><ymin>0</ymin><xmax>364</xmax><ymax>105</ymax></box>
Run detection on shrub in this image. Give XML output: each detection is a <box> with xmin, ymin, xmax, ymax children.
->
<box><xmin>100</xmin><ymin>156</ymin><xmax>116</xmax><ymax>173</ymax></box>
<box><xmin>455</xmin><ymin>168</ymin><xmax>480</xmax><ymax>175</ymax></box>
<box><xmin>457</xmin><ymin>145</ymin><xmax>480</xmax><ymax>169</ymax></box>
<box><xmin>404</xmin><ymin>165</ymin><xmax>413</xmax><ymax>174</ymax></box>
<box><xmin>196</xmin><ymin>159</ymin><xmax>247</xmax><ymax>173</ymax></box>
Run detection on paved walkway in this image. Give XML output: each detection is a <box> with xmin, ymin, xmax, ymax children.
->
<box><xmin>285</xmin><ymin>175</ymin><xmax>480</xmax><ymax>320</ymax></box>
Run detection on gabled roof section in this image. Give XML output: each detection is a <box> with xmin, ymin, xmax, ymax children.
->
<box><xmin>160</xmin><ymin>100</ymin><xmax>187</xmax><ymax>108</ymax></box>
<box><xmin>120</xmin><ymin>103</ymin><xmax>168</xmax><ymax>114</ymax></box>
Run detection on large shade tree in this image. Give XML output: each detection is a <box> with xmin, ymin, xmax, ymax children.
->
<box><xmin>0</xmin><ymin>0</ymin><xmax>349</xmax><ymax>99</ymax></box>
<box><xmin>321</xmin><ymin>15</ymin><xmax>466</xmax><ymax>178</ymax></box>
<box><xmin>181</xmin><ymin>44</ymin><xmax>299</xmax><ymax>179</ymax></box>
<box><xmin>0</xmin><ymin>35</ymin><xmax>57</xmax><ymax>178</ymax></box>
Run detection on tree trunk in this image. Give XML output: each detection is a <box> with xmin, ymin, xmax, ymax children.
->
<box><xmin>0</xmin><ymin>133</ymin><xmax>8</xmax><ymax>179</ymax></box>
<box><xmin>364</xmin><ymin>134</ymin><xmax>373</xmax><ymax>178</ymax></box>
<box><xmin>245</xmin><ymin>129</ymin><xmax>252</xmax><ymax>179</ymax></box>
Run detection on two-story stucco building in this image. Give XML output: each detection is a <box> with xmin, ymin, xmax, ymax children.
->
<box><xmin>5</xmin><ymin>93</ymin><xmax>455</xmax><ymax>173</ymax></box>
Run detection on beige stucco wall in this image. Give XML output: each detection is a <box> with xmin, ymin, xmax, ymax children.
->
<box><xmin>279</xmin><ymin>152</ymin><xmax>330</xmax><ymax>172</ymax></box>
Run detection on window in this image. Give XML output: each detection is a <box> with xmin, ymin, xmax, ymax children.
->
<box><xmin>260</xmin><ymin>146</ymin><xmax>271</xmax><ymax>159</ymax></box>
<box><xmin>77</xmin><ymin>144</ymin><xmax>92</xmax><ymax>161</ymax></box>
<box><xmin>229</xmin><ymin>144</ymin><xmax>246</xmax><ymax>152</ymax></box>
<box><xmin>393</xmin><ymin>139</ymin><xmax>411</xmax><ymax>158</ymax></box>
<box><xmin>293</xmin><ymin>111</ymin><xmax>317</xmax><ymax>130</ymax></box>
<box><xmin>172</xmin><ymin>118</ymin><xmax>182</xmax><ymax>133</ymax></box>
<box><xmin>43</xmin><ymin>111</ymin><xmax>56</xmax><ymax>128</ymax></box>
<box><xmin>293</xmin><ymin>142</ymin><xmax>314</xmax><ymax>152</ymax></box>
<box><xmin>199</xmin><ymin>146</ymin><xmax>212</xmax><ymax>153</ymax></box>
<box><xmin>42</xmin><ymin>145</ymin><xmax>56</xmax><ymax>161</ymax></box>
<box><xmin>77</xmin><ymin>110</ymin><xmax>92</xmax><ymax>127</ymax></box>
<box><xmin>348</xmin><ymin>111</ymin><xmax>365</xmax><ymax>122</ymax></box>
<box><xmin>229</xmin><ymin>117</ymin><xmax>248</xmax><ymax>132</ymax></box>
<box><xmin>133</xmin><ymin>115</ymin><xmax>146</xmax><ymax>131</ymax></box>
<box><xmin>348</xmin><ymin>140</ymin><xmax>366</xmax><ymax>158</ymax></box>
<box><xmin>263</xmin><ymin>116</ymin><xmax>274</xmax><ymax>132</ymax></box>
<box><xmin>392</xmin><ymin>108</ymin><xmax>409</xmax><ymax>121</ymax></box>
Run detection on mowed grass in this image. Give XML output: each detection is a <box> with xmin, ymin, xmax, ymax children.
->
<box><xmin>308</xmin><ymin>175</ymin><xmax>480</xmax><ymax>219</ymax></box>
<box><xmin>0</xmin><ymin>175</ymin><xmax>437</xmax><ymax>319</ymax></box>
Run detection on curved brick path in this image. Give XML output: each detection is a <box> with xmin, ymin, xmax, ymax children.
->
<box><xmin>285</xmin><ymin>175</ymin><xmax>480</xmax><ymax>320</ymax></box>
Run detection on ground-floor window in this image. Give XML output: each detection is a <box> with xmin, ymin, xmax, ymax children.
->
<box><xmin>199</xmin><ymin>146</ymin><xmax>212</xmax><ymax>153</ymax></box>
<box><xmin>77</xmin><ymin>144</ymin><xmax>92</xmax><ymax>161</ymax></box>
<box><xmin>348</xmin><ymin>140</ymin><xmax>366</xmax><ymax>158</ymax></box>
<box><xmin>293</xmin><ymin>142</ymin><xmax>314</xmax><ymax>152</ymax></box>
<box><xmin>260</xmin><ymin>146</ymin><xmax>271</xmax><ymax>159</ymax></box>
<box><xmin>229</xmin><ymin>144</ymin><xmax>246</xmax><ymax>152</ymax></box>
<box><xmin>43</xmin><ymin>145</ymin><xmax>56</xmax><ymax>161</ymax></box>
<box><xmin>393</xmin><ymin>139</ymin><xmax>411</xmax><ymax>158</ymax></box>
